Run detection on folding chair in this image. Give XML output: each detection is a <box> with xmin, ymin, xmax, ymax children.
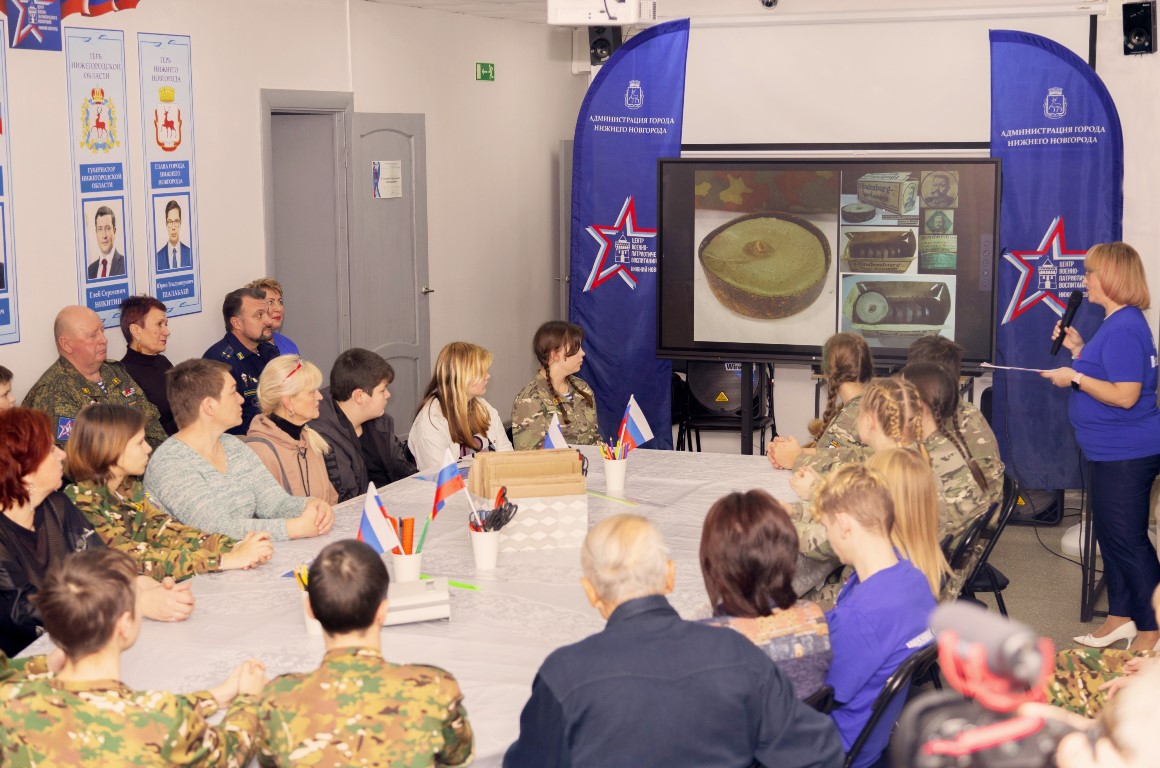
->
<box><xmin>842</xmin><ymin>643</ymin><xmax>941</xmax><ymax>768</ymax></box>
<box><xmin>961</xmin><ymin>475</ymin><xmax>1019</xmax><ymax>615</ymax></box>
<box><xmin>803</xmin><ymin>684</ymin><xmax>835</xmax><ymax>714</ymax></box>
<box><xmin>939</xmin><ymin>501</ymin><xmax>996</xmax><ymax>601</ymax></box>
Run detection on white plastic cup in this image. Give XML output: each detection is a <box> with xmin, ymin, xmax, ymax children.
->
<box><xmin>470</xmin><ymin>529</ymin><xmax>500</xmax><ymax>570</ymax></box>
<box><xmin>392</xmin><ymin>552</ymin><xmax>423</xmax><ymax>583</ymax></box>
<box><xmin>302</xmin><ymin>592</ymin><xmax>322</xmax><ymax>636</ymax></box>
<box><xmin>604</xmin><ymin>457</ymin><xmax>627</xmax><ymax>495</ymax></box>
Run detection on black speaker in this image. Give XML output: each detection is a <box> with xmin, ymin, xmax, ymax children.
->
<box><xmin>588</xmin><ymin>26</ymin><xmax>623</xmax><ymax>66</ymax></box>
<box><xmin>1124</xmin><ymin>2</ymin><xmax>1156</xmax><ymax>55</ymax></box>
<box><xmin>686</xmin><ymin>362</ymin><xmax>761</xmax><ymax>417</ymax></box>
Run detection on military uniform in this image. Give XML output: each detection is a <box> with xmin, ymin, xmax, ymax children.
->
<box><xmin>794</xmin><ymin>395</ymin><xmax>867</xmax><ymax>475</ymax></box>
<box><xmin>64</xmin><ymin>479</ymin><xmax>236</xmax><ymax>581</ymax></box>
<box><xmin>511</xmin><ymin>374</ymin><xmax>600</xmax><ymax>451</ymax></box>
<box><xmin>925</xmin><ymin>430</ymin><xmax>998</xmax><ymax>540</ymax></box>
<box><xmin>0</xmin><ymin>653</ymin><xmax>46</xmax><ymax>682</ymax></box>
<box><xmin>257</xmin><ymin>647</ymin><xmax>473</xmax><ymax>767</ymax></box>
<box><xmin>958</xmin><ymin>400</ymin><xmax>1005</xmax><ymax>497</ymax></box>
<box><xmin>0</xmin><ymin>675</ymin><xmax>259</xmax><ymax>767</ymax></box>
<box><xmin>1046</xmin><ymin>648</ymin><xmax>1158</xmax><ymax>718</ymax></box>
<box><xmin>203</xmin><ymin>333</ymin><xmax>280</xmax><ymax>435</ymax></box>
<box><xmin>22</xmin><ymin>357</ymin><xmax>166</xmax><ymax>449</ymax></box>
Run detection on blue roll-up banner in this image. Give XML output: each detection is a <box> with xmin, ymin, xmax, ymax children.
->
<box><xmin>0</xmin><ymin>19</ymin><xmax>18</xmax><ymax>345</ymax></box>
<box><xmin>139</xmin><ymin>33</ymin><xmax>202</xmax><ymax>318</ymax></box>
<box><xmin>66</xmin><ymin>28</ymin><xmax>134</xmax><ymax>328</ymax></box>
<box><xmin>990</xmin><ymin>30</ymin><xmax>1123</xmax><ymax>490</ymax></box>
<box><xmin>569</xmin><ymin>19</ymin><xmax>689</xmax><ymax>449</ymax></box>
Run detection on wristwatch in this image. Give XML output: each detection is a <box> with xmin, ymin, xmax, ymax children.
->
<box><xmin>1071</xmin><ymin>372</ymin><xmax>1085</xmax><ymax>390</ymax></box>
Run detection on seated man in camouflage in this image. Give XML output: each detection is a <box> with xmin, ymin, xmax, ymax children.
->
<box><xmin>23</xmin><ymin>305</ymin><xmax>167</xmax><ymax>449</ymax></box>
<box><xmin>257</xmin><ymin>539</ymin><xmax>473</xmax><ymax>767</ymax></box>
<box><xmin>0</xmin><ymin>548</ymin><xmax>265</xmax><ymax>766</ymax></box>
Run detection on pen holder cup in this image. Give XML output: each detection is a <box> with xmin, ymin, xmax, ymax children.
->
<box><xmin>470</xmin><ymin>529</ymin><xmax>500</xmax><ymax>570</ymax></box>
<box><xmin>392</xmin><ymin>552</ymin><xmax>423</xmax><ymax>583</ymax></box>
<box><xmin>603</xmin><ymin>458</ymin><xmax>627</xmax><ymax>496</ymax></box>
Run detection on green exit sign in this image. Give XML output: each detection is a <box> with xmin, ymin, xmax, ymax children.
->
<box><xmin>476</xmin><ymin>62</ymin><xmax>495</xmax><ymax>81</ymax></box>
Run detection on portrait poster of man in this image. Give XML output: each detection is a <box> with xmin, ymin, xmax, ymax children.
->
<box><xmin>83</xmin><ymin>199</ymin><xmax>127</xmax><ymax>282</ymax></box>
<box><xmin>154</xmin><ymin>195</ymin><xmax>193</xmax><ymax>273</ymax></box>
<box><xmin>920</xmin><ymin>171</ymin><xmax>959</xmax><ymax>209</ymax></box>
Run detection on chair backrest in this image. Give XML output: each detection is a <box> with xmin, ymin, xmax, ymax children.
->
<box><xmin>964</xmin><ymin>474</ymin><xmax>1019</xmax><ymax>588</ymax></box>
<box><xmin>803</xmin><ymin>684</ymin><xmax>836</xmax><ymax>714</ymax></box>
<box><xmin>843</xmin><ymin>643</ymin><xmax>940</xmax><ymax>768</ymax></box>
<box><xmin>939</xmin><ymin>501</ymin><xmax>996</xmax><ymax>599</ymax></box>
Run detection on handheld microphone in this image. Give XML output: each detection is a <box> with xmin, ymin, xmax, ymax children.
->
<box><xmin>930</xmin><ymin>602</ymin><xmax>1044</xmax><ymax>688</ymax></box>
<box><xmin>1051</xmin><ymin>290</ymin><xmax>1084</xmax><ymax>355</ymax></box>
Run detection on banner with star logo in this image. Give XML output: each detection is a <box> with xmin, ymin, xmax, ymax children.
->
<box><xmin>569</xmin><ymin>19</ymin><xmax>689</xmax><ymax>448</ymax></box>
<box><xmin>990</xmin><ymin>30</ymin><xmax>1123</xmax><ymax>490</ymax></box>
<box><xmin>6</xmin><ymin>0</ymin><xmax>61</xmax><ymax>51</ymax></box>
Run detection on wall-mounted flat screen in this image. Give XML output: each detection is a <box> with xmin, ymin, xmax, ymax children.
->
<box><xmin>657</xmin><ymin>158</ymin><xmax>1000</xmax><ymax>366</ymax></box>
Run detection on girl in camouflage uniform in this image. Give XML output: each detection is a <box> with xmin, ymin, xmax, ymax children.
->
<box><xmin>769</xmin><ymin>333</ymin><xmax>873</xmax><ymax>474</ymax></box>
<box><xmin>511</xmin><ymin>321</ymin><xmax>600</xmax><ymax>450</ymax></box>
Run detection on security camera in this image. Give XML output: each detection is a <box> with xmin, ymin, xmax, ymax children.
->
<box><xmin>760</xmin><ymin>0</ymin><xmax>777</xmax><ymax>7</ymax></box>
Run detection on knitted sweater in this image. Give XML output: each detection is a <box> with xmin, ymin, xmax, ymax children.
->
<box><xmin>144</xmin><ymin>434</ymin><xmax>307</xmax><ymax>541</ymax></box>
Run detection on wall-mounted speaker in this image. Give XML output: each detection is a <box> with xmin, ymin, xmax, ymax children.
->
<box><xmin>588</xmin><ymin>26</ymin><xmax>623</xmax><ymax>66</ymax></box>
<box><xmin>1124</xmin><ymin>2</ymin><xmax>1156</xmax><ymax>55</ymax></box>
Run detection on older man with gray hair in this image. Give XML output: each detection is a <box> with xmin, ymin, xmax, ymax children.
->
<box><xmin>505</xmin><ymin>514</ymin><xmax>843</xmax><ymax>768</ymax></box>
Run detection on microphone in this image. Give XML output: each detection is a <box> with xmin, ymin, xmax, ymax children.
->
<box><xmin>1051</xmin><ymin>290</ymin><xmax>1084</xmax><ymax>355</ymax></box>
<box><xmin>930</xmin><ymin>602</ymin><xmax>1044</xmax><ymax>688</ymax></box>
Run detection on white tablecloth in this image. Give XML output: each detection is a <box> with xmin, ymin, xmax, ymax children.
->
<box><xmin>28</xmin><ymin>447</ymin><xmax>797</xmax><ymax>766</ymax></box>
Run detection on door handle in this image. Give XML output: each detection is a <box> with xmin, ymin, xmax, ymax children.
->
<box><xmin>421</xmin><ymin>286</ymin><xmax>435</xmax><ymax>295</ymax></box>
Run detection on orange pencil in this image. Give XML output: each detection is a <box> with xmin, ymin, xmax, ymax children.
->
<box><xmin>401</xmin><ymin>517</ymin><xmax>415</xmax><ymax>555</ymax></box>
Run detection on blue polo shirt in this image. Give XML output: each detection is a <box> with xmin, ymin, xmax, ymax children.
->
<box><xmin>825</xmin><ymin>559</ymin><xmax>935</xmax><ymax>768</ymax></box>
<box><xmin>1070</xmin><ymin>306</ymin><xmax>1160</xmax><ymax>461</ymax></box>
<box><xmin>203</xmin><ymin>333</ymin><xmax>280</xmax><ymax>435</ymax></box>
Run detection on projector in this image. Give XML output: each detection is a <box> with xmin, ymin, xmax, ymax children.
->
<box><xmin>547</xmin><ymin>0</ymin><xmax>657</xmax><ymax>26</ymax></box>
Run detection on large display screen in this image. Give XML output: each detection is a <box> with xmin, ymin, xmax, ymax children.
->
<box><xmin>657</xmin><ymin>158</ymin><xmax>1000</xmax><ymax>366</ymax></box>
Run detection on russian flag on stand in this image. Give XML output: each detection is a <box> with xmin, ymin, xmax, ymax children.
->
<box><xmin>543</xmin><ymin>413</ymin><xmax>567</xmax><ymax>450</ymax></box>
<box><xmin>618</xmin><ymin>394</ymin><xmax>654</xmax><ymax>451</ymax></box>
<box><xmin>431</xmin><ymin>448</ymin><xmax>465</xmax><ymax>520</ymax></box>
<box><xmin>357</xmin><ymin>482</ymin><xmax>400</xmax><ymax>555</ymax></box>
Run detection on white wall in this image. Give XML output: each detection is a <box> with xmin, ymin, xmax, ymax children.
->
<box><xmin>349</xmin><ymin>2</ymin><xmax>587</xmax><ymax>415</ymax></box>
<box><xmin>3</xmin><ymin>0</ymin><xmax>353</xmax><ymax>397</ymax></box>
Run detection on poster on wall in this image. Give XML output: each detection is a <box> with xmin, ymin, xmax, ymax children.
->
<box><xmin>0</xmin><ymin>20</ymin><xmax>18</xmax><ymax>344</ymax></box>
<box><xmin>66</xmin><ymin>27</ymin><xmax>134</xmax><ymax>328</ymax></box>
<box><xmin>138</xmin><ymin>32</ymin><xmax>200</xmax><ymax>317</ymax></box>
<box><xmin>8</xmin><ymin>0</ymin><xmax>62</xmax><ymax>51</ymax></box>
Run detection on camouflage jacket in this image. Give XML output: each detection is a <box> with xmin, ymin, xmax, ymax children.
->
<box><xmin>22</xmin><ymin>357</ymin><xmax>167</xmax><ymax>449</ymax></box>
<box><xmin>257</xmin><ymin>647</ymin><xmax>473</xmax><ymax>767</ymax></box>
<box><xmin>958</xmin><ymin>400</ymin><xmax>1005</xmax><ymax>498</ymax></box>
<box><xmin>511</xmin><ymin>374</ymin><xmax>600</xmax><ymax>451</ymax></box>
<box><xmin>0</xmin><ymin>653</ymin><xmax>46</xmax><ymax>682</ymax></box>
<box><xmin>63</xmin><ymin>480</ymin><xmax>236</xmax><ymax>581</ymax></box>
<box><xmin>0</xmin><ymin>675</ymin><xmax>259</xmax><ymax>767</ymax></box>
<box><xmin>925</xmin><ymin>430</ymin><xmax>997</xmax><ymax>539</ymax></box>
<box><xmin>795</xmin><ymin>395</ymin><xmax>867</xmax><ymax>474</ymax></box>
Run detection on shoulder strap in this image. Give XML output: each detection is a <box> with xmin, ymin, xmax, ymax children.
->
<box><xmin>244</xmin><ymin>436</ymin><xmax>293</xmax><ymax>493</ymax></box>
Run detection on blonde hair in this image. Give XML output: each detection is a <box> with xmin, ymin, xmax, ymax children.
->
<box><xmin>418</xmin><ymin>342</ymin><xmax>494</xmax><ymax>447</ymax></box>
<box><xmin>581</xmin><ymin>514</ymin><xmax>670</xmax><ymax>605</ymax></box>
<box><xmin>860</xmin><ymin>377</ymin><xmax>926</xmax><ymax>450</ymax></box>
<box><xmin>1086</xmin><ymin>242</ymin><xmax>1150</xmax><ymax>310</ymax></box>
<box><xmin>257</xmin><ymin>355</ymin><xmax>329</xmax><ymax>456</ymax></box>
<box><xmin>813</xmin><ymin>463</ymin><xmax>894</xmax><ymax>537</ymax></box>
<box><xmin>867</xmin><ymin>448</ymin><xmax>950</xmax><ymax>596</ymax></box>
<box><xmin>247</xmin><ymin>276</ymin><xmax>284</xmax><ymax>298</ymax></box>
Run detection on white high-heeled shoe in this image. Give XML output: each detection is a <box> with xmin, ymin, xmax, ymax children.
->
<box><xmin>1073</xmin><ymin>621</ymin><xmax>1138</xmax><ymax>649</ymax></box>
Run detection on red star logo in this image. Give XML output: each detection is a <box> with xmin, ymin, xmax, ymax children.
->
<box><xmin>582</xmin><ymin>196</ymin><xmax>656</xmax><ymax>292</ymax></box>
<box><xmin>1001</xmin><ymin>216</ymin><xmax>1087</xmax><ymax>324</ymax></box>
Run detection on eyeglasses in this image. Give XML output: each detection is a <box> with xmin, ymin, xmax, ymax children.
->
<box><xmin>165</xmin><ymin>218</ymin><xmax>181</xmax><ymax>226</ymax></box>
<box><xmin>95</xmin><ymin>225</ymin><xmax>115</xmax><ymax>235</ymax></box>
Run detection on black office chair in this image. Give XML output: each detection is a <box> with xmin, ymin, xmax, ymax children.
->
<box><xmin>842</xmin><ymin>643</ymin><xmax>941</xmax><ymax>768</ymax></box>
<box><xmin>961</xmin><ymin>475</ymin><xmax>1019</xmax><ymax>615</ymax></box>
<box><xmin>939</xmin><ymin>503</ymin><xmax>996</xmax><ymax>602</ymax></box>
<box><xmin>803</xmin><ymin>684</ymin><xmax>835</xmax><ymax>714</ymax></box>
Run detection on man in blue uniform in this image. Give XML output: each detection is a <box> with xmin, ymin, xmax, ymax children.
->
<box><xmin>203</xmin><ymin>286</ymin><xmax>279</xmax><ymax>435</ymax></box>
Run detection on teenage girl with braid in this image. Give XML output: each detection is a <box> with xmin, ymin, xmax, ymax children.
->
<box><xmin>899</xmin><ymin>362</ymin><xmax>998</xmax><ymax>537</ymax></box>
<box><xmin>768</xmin><ymin>333</ymin><xmax>873</xmax><ymax>473</ymax></box>
<box><xmin>511</xmin><ymin>321</ymin><xmax>600</xmax><ymax>450</ymax></box>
